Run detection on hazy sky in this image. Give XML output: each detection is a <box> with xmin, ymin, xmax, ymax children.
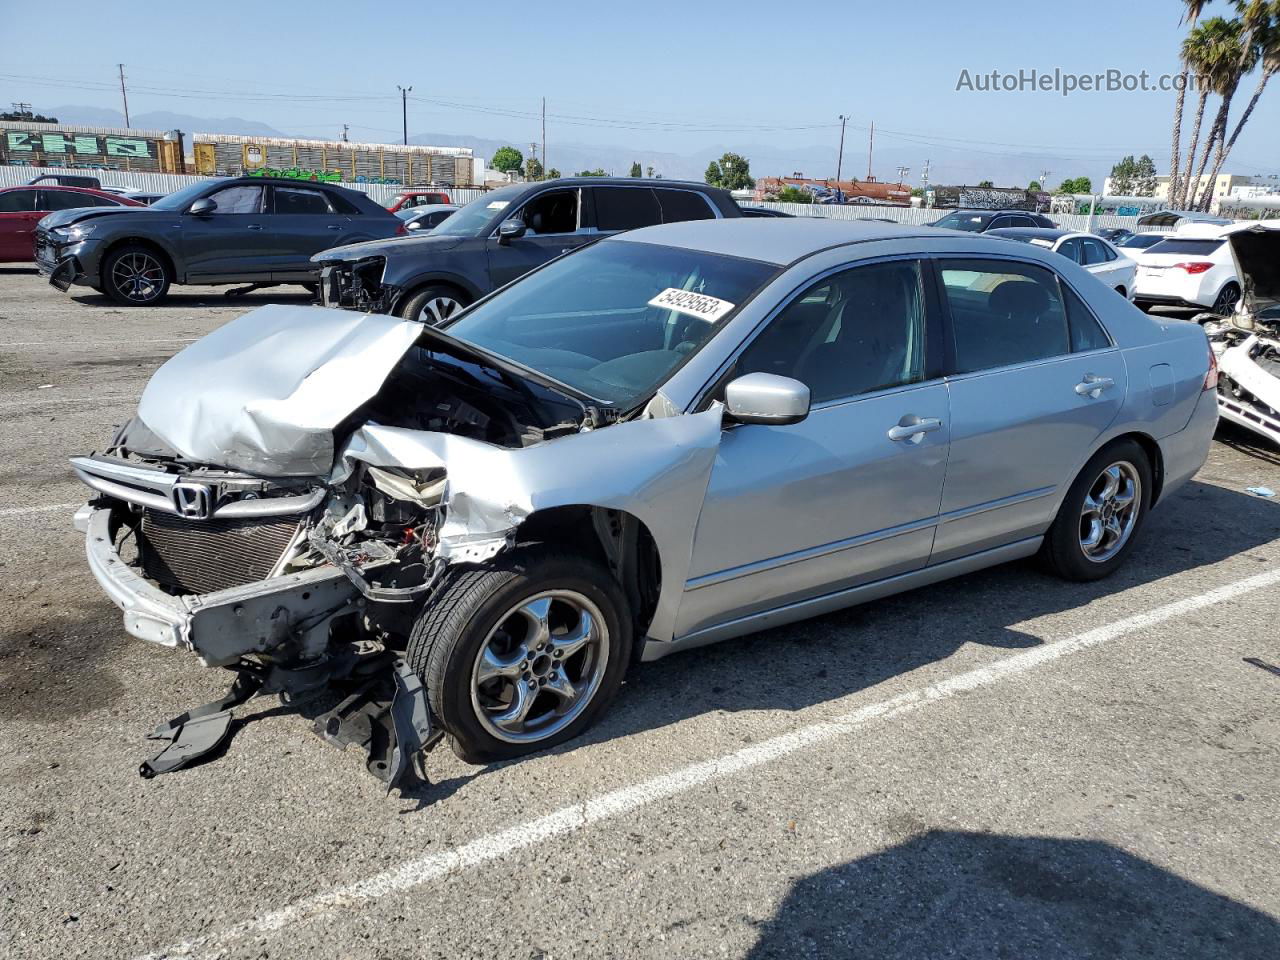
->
<box><xmin>3</xmin><ymin>0</ymin><xmax>1278</xmax><ymax>185</ymax></box>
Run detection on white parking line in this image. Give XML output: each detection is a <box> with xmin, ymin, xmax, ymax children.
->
<box><xmin>0</xmin><ymin>393</ymin><xmax>135</xmax><ymax>408</ymax></box>
<box><xmin>0</xmin><ymin>502</ymin><xmax>79</xmax><ymax>518</ymax></box>
<box><xmin>0</xmin><ymin>337</ymin><xmax>199</xmax><ymax>347</ymax></box>
<box><xmin>135</xmin><ymin>563</ymin><xmax>1280</xmax><ymax>960</ymax></box>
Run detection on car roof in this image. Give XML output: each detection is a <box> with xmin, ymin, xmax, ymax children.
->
<box><xmin>612</xmin><ymin>217</ymin><xmax>938</xmax><ymax>265</ymax></box>
<box><xmin>406</xmin><ymin>203</ymin><xmax>458</xmax><ymax>213</ymax></box>
<box><xmin>985</xmin><ymin>227</ymin><xmax>1073</xmax><ymax>241</ymax></box>
<box><xmin>1</xmin><ymin>184</ymin><xmax>121</xmax><ymax>197</ymax></box>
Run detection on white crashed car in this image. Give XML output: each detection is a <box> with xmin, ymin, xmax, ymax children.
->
<box><xmin>986</xmin><ymin>227</ymin><xmax>1138</xmax><ymax>299</ymax></box>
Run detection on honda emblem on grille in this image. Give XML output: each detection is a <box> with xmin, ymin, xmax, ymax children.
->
<box><xmin>172</xmin><ymin>482</ymin><xmax>213</xmax><ymax>520</ymax></box>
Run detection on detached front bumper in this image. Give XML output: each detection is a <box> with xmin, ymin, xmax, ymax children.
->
<box><xmin>35</xmin><ymin>237</ymin><xmax>102</xmax><ymax>290</ymax></box>
<box><xmin>81</xmin><ymin>505</ymin><xmax>361</xmax><ymax>666</ymax></box>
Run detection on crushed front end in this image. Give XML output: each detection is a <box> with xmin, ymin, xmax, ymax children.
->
<box><xmin>318</xmin><ymin>254</ymin><xmax>397</xmax><ymax>314</ymax></box>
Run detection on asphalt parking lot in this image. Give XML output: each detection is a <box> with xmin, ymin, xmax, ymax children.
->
<box><xmin>2</xmin><ymin>265</ymin><xmax>1279</xmax><ymax>960</ymax></box>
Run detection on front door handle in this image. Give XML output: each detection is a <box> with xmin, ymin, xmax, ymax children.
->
<box><xmin>1075</xmin><ymin>375</ymin><xmax>1115</xmax><ymax>398</ymax></box>
<box><xmin>327</xmin><ymin>224</ymin><xmax>341</xmax><ymax>230</ymax></box>
<box><xmin>246</xmin><ymin>224</ymin><xmax>263</xmax><ymax>231</ymax></box>
<box><xmin>887</xmin><ymin>417</ymin><xmax>943</xmax><ymax>443</ymax></box>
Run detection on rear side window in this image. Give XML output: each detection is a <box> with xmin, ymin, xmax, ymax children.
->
<box><xmin>1081</xmin><ymin>238</ymin><xmax>1113</xmax><ymax>264</ymax></box>
<box><xmin>1057</xmin><ymin>238</ymin><xmax>1083</xmax><ymax>264</ymax></box>
<box><xmin>328</xmin><ymin>191</ymin><xmax>362</xmax><ymax>215</ymax></box>
<box><xmin>0</xmin><ymin>189</ymin><xmax>38</xmax><ymax>212</ymax></box>
<box><xmin>655</xmin><ymin>189</ymin><xmax>714</xmax><ymax>223</ymax></box>
<box><xmin>274</xmin><ymin>187</ymin><xmax>334</xmax><ymax>214</ymax></box>
<box><xmin>1064</xmin><ymin>285</ymin><xmax>1112</xmax><ymax>352</ymax></box>
<box><xmin>940</xmin><ymin>259</ymin><xmax>1070</xmax><ymax>373</ymax></box>
<box><xmin>594</xmin><ymin>187</ymin><xmax>661</xmax><ymax>231</ymax></box>
<box><xmin>39</xmin><ymin>191</ymin><xmax>95</xmax><ymax>212</ymax></box>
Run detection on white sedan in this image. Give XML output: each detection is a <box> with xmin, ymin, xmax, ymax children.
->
<box><xmin>986</xmin><ymin>227</ymin><xmax>1138</xmax><ymax>299</ymax></box>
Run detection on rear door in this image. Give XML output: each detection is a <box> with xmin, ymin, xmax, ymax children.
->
<box><xmin>267</xmin><ymin>185</ymin><xmax>353</xmax><ymax>279</ymax></box>
<box><xmin>931</xmin><ymin>257</ymin><xmax>1125</xmax><ymax>564</ymax></box>
<box><xmin>0</xmin><ymin>188</ymin><xmax>43</xmax><ymax>260</ymax></box>
<box><xmin>180</xmin><ymin>183</ymin><xmax>272</xmax><ymax>281</ymax></box>
<box><xmin>485</xmin><ymin>187</ymin><xmax>590</xmax><ymax>289</ymax></box>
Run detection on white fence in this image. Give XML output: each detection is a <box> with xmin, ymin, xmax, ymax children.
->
<box><xmin>751</xmin><ymin>201</ymin><xmax>1142</xmax><ymax>233</ymax></box>
<box><xmin>0</xmin><ymin>164</ymin><xmax>487</xmax><ymax>206</ymax></box>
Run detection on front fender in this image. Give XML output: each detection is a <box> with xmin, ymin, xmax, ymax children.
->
<box><xmin>335</xmin><ymin>409</ymin><xmax>726</xmax><ymax>643</ymax></box>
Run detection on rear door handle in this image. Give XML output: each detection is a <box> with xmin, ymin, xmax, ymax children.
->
<box><xmin>246</xmin><ymin>224</ymin><xmax>263</xmax><ymax>231</ymax></box>
<box><xmin>1075</xmin><ymin>375</ymin><xmax>1115</xmax><ymax>398</ymax></box>
<box><xmin>327</xmin><ymin>224</ymin><xmax>341</xmax><ymax>230</ymax></box>
<box><xmin>887</xmin><ymin>417</ymin><xmax>943</xmax><ymax>443</ymax></box>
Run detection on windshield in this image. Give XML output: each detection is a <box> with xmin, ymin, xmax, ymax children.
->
<box><xmin>149</xmin><ymin>181</ymin><xmax>214</xmax><ymax>211</ymax></box>
<box><xmin>432</xmin><ymin>185</ymin><xmax>524</xmax><ymax>237</ymax></box>
<box><xmin>443</xmin><ymin>240</ymin><xmax>779</xmax><ymax>408</ymax></box>
<box><xmin>394</xmin><ymin>208</ymin><xmax>419</xmax><ymax>220</ymax></box>
<box><xmin>1118</xmin><ymin>233</ymin><xmax>1165</xmax><ymax>249</ymax></box>
<box><xmin>934</xmin><ymin>212</ymin><xmax>989</xmax><ymax>231</ymax></box>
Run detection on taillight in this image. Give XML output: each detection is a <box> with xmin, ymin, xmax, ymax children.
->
<box><xmin>1204</xmin><ymin>341</ymin><xmax>1219</xmax><ymax>391</ymax></box>
<box><xmin>1174</xmin><ymin>261</ymin><xmax>1213</xmax><ymax>274</ymax></box>
<box><xmin>395</xmin><ymin>223</ymin><xmax>408</xmax><ymax>236</ymax></box>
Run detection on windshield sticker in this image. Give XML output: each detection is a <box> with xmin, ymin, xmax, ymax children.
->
<box><xmin>486</xmin><ymin>200</ymin><xmax>510</xmax><ymax>210</ymax></box>
<box><xmin>647</xmin><ymin>288</ymin><xmax>736</xmax><ymax>323</ymax></box>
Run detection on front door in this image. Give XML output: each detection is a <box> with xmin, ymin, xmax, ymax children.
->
<box><xmin>180</xmin><ymin>183</ymin><xmax>272</xmax><ymax>282</ymax></box>
<box><xmin>676</xmin><ymin>258</ymin><xmax>951</xmax><ymax>639</ymax></box>
<box><xmin>931</xmin><ymin>257</ymin><xmax>1126</xmax><ymax>563</ymax></box>
<box><xmin>485</xmin><ymin>187</ymin><xmax>591</xmax><ymax>291</ymax></box>
<box><xmin>0</xmin><ymin>188</ymin><xmax>43</xmax><ymax>261</ymax></box>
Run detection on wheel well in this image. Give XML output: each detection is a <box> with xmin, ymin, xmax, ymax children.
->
<box><xmin>394</xmin><ymin>278</ymin><xmax>472</xmax><ymax>315</ymax></box>
<box><xmin>515</xmin><ymin>505</ymin><xmax>661</xmax><ymax>651</ymax></box>
<box><xmin>102</xmin><ymin>237</ymin><xmax>176</xmax><ymax>281</ymax></box>
<box><xmin>1112</xmin><ymin>431</ymin><xmax>1165</xmax><ymax>505</ymax></box>
<box><xmin>1115</xmin><ymin>285</ymin><xmax>1126</xmax><ymax>297</ymax></box>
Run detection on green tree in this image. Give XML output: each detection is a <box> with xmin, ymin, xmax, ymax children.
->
<box><xmin>910</xmin><ymin>186</ymin><xmax>925</xmax><ymax>197</ymax></box>
<box><xmin>1134</xmin><ymin>154</ymin><xmax>1158</xmax><ymax>196</ymax></box>
<box><xmin>1028</xmin><ymin>180</ymin><xmax>1042</xmax><ymax>191</ymax></box>
<box><xmin>1109</xmin><ymin>155</ymin><xmax>1139</xmax><ymax>194</ymax></box>
<box><xmin>977</xmin><ymin>179</ymin><xmax>995</xmax><ymax>188</ymax></box>
<box><xmin>0</xmin><ymin>109</ymin><xmax>58</xmax><ymax>122</ymax></box>
<box><xmin>629</xmin><ymin>161</ymin><xmax>643</xmax><ymax>177</ymax></box>
<box><xmin>646</xmin><ymin>165</ymin><xmax>656</xmax><ymax>178</ymax></box>
<box><xmin>576</xmin><ymin>168</ymin><xmax>607</xmax><ymax>177</ymax></box>
<box><xmin>704</xmin><ymin>152</ymin><xmax>755</xmax><ymax>190</ymax></box>
<box><xmin>492</xmin><ymin>145</ymin><xmax>524</xmax><ymax>175</ymax></box>
<box><xmin>1179</xmin><ymin>17</ymin><xmax>1247</xmax><ymax>208</ymax></box>
<box><xmin>776</xmin><ymin>186</ymin><xmax>813</xmax><ymax>203</ymax></box>
<box><xmin>525</xmin><ymin>157</ymin><xmax>544</xmax><ymax>180</ymax></box>
<box><xmin>1057</xmin><ymin>176</ymin><xmax>1093</xmax><ymax>194</ymax></box>
<box><xmin>546</xmin><ymin>167</ymin><xmax>561</xmax><ymax>179</ymax></box>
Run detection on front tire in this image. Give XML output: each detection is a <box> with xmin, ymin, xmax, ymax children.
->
<box><xmin>398</xmin><ymin>284</ymin><xmax>469</xmax><ymax>325</ymax></box>
<box><xmin>1040</xmin><ymin>439</ymin><xmax>1152</xmax><ymax>582</ymax></box>
<box><xmin>101</xmin><ymin>243</ymin><xmax>171</xmax><ymax>306</ymax></box>
<box><xmin>407</xmin><ymin>548</ymin><xmax>632</xmax><ymax>764</ymax></box>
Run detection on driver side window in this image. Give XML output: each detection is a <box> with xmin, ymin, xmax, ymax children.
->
<box><xmin>208</xmin><ymin>185</ymin><xmax>263</xmax><ymax>214</ymax></box>
<box><xmin>731</xmin><ymin>260</ymin><xmax>928</xmax><ymax>405</ymax></box>
<box><xmin>518</xmin><ymin>189</ymin><xmax>579</xmax><ymax>235</ymax></box>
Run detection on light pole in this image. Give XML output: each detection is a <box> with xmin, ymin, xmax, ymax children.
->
<box><xmin>397</xmin><ymin>85</ymin><xmax>412</xmax><ymax>145</ymax></box>
<box><xmin>836</xmin><ymin>115</ymin><xmax>847</xmax><ymax>184</ymax></box>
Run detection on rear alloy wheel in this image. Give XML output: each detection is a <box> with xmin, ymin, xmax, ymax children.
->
<box><xmin>1041</xmin><ymin>439</ymin><xmax>1151</xmax><ymax>581</ymax></box>
<box><xmin>1211</xmin><ymin>282</ymin><xmax>1240</xmax><ymax>315</ymax></box>
<box><xmin>407</xmin><ymin>548</ymin><xmax>632</xmax><ymax>763</ymax></box>
<box><xmin>102</xmin><ymin>244</ymin><xmax>171</xmax><ymax>306</ymax></box>
<box><xmin>399</xmin><ymin>284</ymin><xmax>469</xmax><ymax>325</ymax></box>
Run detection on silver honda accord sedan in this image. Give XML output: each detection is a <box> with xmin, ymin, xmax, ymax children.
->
<box><xmin>72</xmin><ymin>218</ymin><xmax>1218</xmax><ymax>780</ymax></box>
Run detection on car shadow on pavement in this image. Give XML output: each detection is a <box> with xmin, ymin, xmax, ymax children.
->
<box><xmin>744</xmin><ymin>830</ymin><xmax>1280</xmax><ymax>959</ymax></box>
<box><xmin>1216</xmin><ymin>421</ymin><xmax>1280</xmax><ymax>467</ymax></box>
<box><xmin>539</xmin><ymin>477</ymin><xmax>1280</xmax><ymax>761</ymax></box>
<box><xmin>68</xmin><ymin>286</ymin><xmax>317</xmax><ymax>309</ymax></box>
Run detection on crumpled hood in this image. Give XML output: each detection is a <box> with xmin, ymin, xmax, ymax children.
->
<box><xmin>312</xmin><ymin>232</ymin><xmax>464</xmax><ymax>263</ymax></box>
<box><xmin>40</xmin><ymin>206</ymin><xmax>160</xmax><ymax>230</ymax></box>
<box><xmin>135</xmin><ymin>305</ymin><xmax>423</xmax><ymax>477</ymax></box>
<box><xmin>1227</xmin><ymin>224</ymin><xmax>1280</xmax><ymax>318</ymax></box>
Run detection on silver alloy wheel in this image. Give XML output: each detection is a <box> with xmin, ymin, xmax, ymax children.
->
<box><xmin>470</xmin><ymin>590</ymin><xmax>610</xmax><ymax>744</ymax></box>
<box><xmin>1079</xmin><ymin>461</ymin><xmax>1142</xmax><ymax>563</ymax></box>
<box><xmin>417</xmin><ymin>295</ymin><xmax>461</xmax><ymax>325</ymax></box>
<box><xmin>111</xmin><ymin>251</ymin><xmax>165</xmax><ymax>303</ymax></box>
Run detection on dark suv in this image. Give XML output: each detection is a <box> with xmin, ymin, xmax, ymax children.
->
<box><xmin>313</xmin><ymin>177</ymin><xmax>742</xmax><ymax>323</ymax></box>
<box><xmin>930</xmin><ymin>209</ymin><xmax>1057</xmax><ymax>232</ymax></box>
<box><xmin>35</xmin><ymin>177</ymin><xmax>403</xmax><ymax>306</ymax></box>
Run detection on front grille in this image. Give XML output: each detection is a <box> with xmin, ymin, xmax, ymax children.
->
<box><xmin>140</xmin><ymin>511</ymin><xmax>300</xmax><ymax>595</ymax></box>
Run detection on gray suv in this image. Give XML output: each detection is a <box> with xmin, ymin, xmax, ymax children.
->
<box><xmin>35</xmin><ymin>177</ymin><xmax>403</xmax><ymax>306</ymax></box>
<box><xmin>313</xmin><ymin>177</ymin><xmax>742</xmax><ymax>323</ymax></box>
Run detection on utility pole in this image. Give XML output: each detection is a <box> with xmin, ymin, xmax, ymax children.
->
<box><xmin>835</xmin><ymin>114</ymin><xmax>847</xmax><ymax>184</ymax></box>
<box><xmin>397</xmin><ymin>85</ymin><xmax>412</xmax><ymax>145</ymax></box>
<box><xmin>1039</xmin><ymin>168</ymin><xmax>1051</xmax><ymax>189</ymax></box>
<box><xmin>341</xmin><ymin>124</ymin><xmax>349</xmax><ymax>143</ymax></box>
<box><xmin>895</xmin><ymin>165</ymin><xmax>910</xmax><ymax>184</ymax></box>
<box><xmin>529</xmin><ymin>142</ymin><xmax>538</xmax><ymax>180</ymax></box>
<box><xmin>866</xmin><ymin>120</ymin><xmax>874</xmax><ymax>180</ymax></box>
<box><xmin>11</xmin><ymin>102</ymin><xmax>32</xmax><ymax>118</ymax></box>
<box><xmin>117</xmin><ymin>64</ymin><xmax>130</xmax><ymax>128</ymax></box>
<box><xmin>921</xmin><ymin>159</ymin><xmax>931</xmax><ymax>207</ymax></box>
<box><xmin>541</xmin><ymin>97</ymin><xmax>546</xmax><ymax>180</ymax></box>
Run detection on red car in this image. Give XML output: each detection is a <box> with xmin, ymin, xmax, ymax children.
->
<box><xmin>385</xmin><ymin>189</ymin><xmax>452</xmax><ymax>213</ymax></box>
<box><xmin>0</xmin><ymin>185</ymin><xmax>142</xmax><ymax>262</ymax></box>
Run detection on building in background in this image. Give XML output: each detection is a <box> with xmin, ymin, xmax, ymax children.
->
<box><xmin>1106</xmin><ymin>172</ymin><xmax>1262</xmax><ymax>206</ymax></box>
<box><xmin>191</xmin><ymin>134</ymin><xmax>475</xmax><ymax>187</ymax></box>
<box><xmin>925</xmin><ymin>184</ymin><xmax>1050</xmax><ymax>211</ymax></box>
<box><xmin>0</xmin><ymin>121</ymin><xmax>185</xmax><ymax>173</ymax></box>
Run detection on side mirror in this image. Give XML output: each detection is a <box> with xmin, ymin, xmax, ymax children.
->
<box><xmin>406</xmin><ymin>220</ymin><xmax>423</xmax><ymax>230</ymax></box>
<box><xmin>497</xmin><ymin>218</ymin><xmax>527</xmax><ymax>245</ymax></box>
<box><xmin>724</xmin><ymin>373</ymin><xmax>810</xmax><ymax>426</ymax></box>
<box><xmin>188</xmin><ymin>197</ymin><xmax>217</xmax><ymax>216</ymax></box>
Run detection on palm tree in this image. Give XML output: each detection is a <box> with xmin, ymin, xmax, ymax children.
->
<box><xmin>1185</xmin><ymin>17</ymin><xmax>1253</xmax><ymax>209</ymax></box>
<box><xmin>1169</xmin><ymin>0</ymin><xmax>1213</xmax><ymax>208</ymax></box>
<box><xmin>1177</xmin><ymin>19</ymin><xmax>1229</xmax><ymax>207</ymax></box>
<box><xmin>1202</xmin><ymin>2</ymin><xmax>1280</xmax><ymax>207</ymax></box>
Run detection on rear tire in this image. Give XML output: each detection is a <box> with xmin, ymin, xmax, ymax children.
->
<box><xmin>1211</xmin><ymin>282</ymin><xmax>1240</xmax><ymax>315</ymax></box>
<box><xmin>1040</xmin><ymin>439</ymin><xmax>1152</xmax><ymax>582</ymax></box>
<box><xmin>101</xmin><ymin>243</ymin><xmax>171</xmax><ymax>306</ymax></box>
<box><xmin>407</xmin><ymin>547</ymin><xmax>632</xmax><ymax>764</ymax></box>
<box><xmin>398</xmin><ymin>284</ymin><xmax>469</xmax><ymax>325</ymax></box>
